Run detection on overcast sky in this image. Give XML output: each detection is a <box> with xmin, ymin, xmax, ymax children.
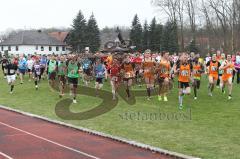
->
<box><xmin>0</xmin><ymin>0</ymin><xmax>159</xmax><ymax>33</ymax></box>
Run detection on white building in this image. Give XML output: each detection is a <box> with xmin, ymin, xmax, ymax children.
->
<box><xmin>0</xmin><ymin>30</ymin><xmax>70</xmax><ymax>55</ymax></box>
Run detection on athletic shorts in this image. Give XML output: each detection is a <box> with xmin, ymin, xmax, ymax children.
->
<box><xmin>7</xmin><ymin>75</ymin><xmax>16</xmax><ymax>83</ymax></box>
<box><xmin>34</xmin><ymin>72</ymin><xmax>41</xmax><ymax>79</ymax></box>
<box><xmin>222</xmin><ymin>76</ymin><xmax>232</xmax><ymax>83</ymax></box>
<box><xmin>178</xmin><ymin>81</ymin><xmax>190</xmax><ymax>89</ymax></box>
<box><xmin>96</xmin><ymin>78</ymin><xmax>103</xmax><ymax>84</ymax></box>
<box><xmin>58</xmin><ymin>75</ymin><xmax>66</xmax><ymax>84</ymax></box>
<box><xmin>83</xmin><ymin>69</ymin><xmax>91</xmax><ymax>76</ymax></box>
<box><xmin>48</xmin><ymin>72</ymin><xmax>56</xmax><ymax>80</ymax></box>
<box><xmin>209</xmin><ymin>74</ymin><xmax>218</xmax><ymax>80</ymax></box>
<box><xmin>111</xmin><ymin>76</ymin><xmax>120</xmax><ymax>82</ymax></box>
<box><xmin>158</xmin><ymin>77</ymin><xmax>165</xmax><ymax>84</ymax></box>
<box><xmin>40</xmin><ymin>67</ymin><xmax>45</xmax><ymax>75</ymax></box>
<box><xmin>19</xmin><ymin>69</ymin><xmax>26</xmax><ymax>75</ymax></box>
<box><xmin>107</xmin><ymin>69</ymin><xmax>111</xmax><ymax>74</ymax></box>
<box><xmin>28</xmin><ymin>69</ymin><xmax>32</xmax><ymax>73</ymax></box>
<box><xmin>123</xmin><ymin>77</ymin><xmax>133</xmax><ymax>81</ymax></box>
<box><xmin>68</xmin><ymin>77</ymin><xmax>78</xmax><ymax>87</ymax></box>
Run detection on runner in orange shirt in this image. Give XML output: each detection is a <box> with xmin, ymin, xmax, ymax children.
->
<box><xmin>142</xmin><ymin>50</ymin><xmax>155</xmax><ymax>100</ymax></box>
<box><xmin>122</xmin><ymin>55</ymin><xmax>135</xmax><ymax>99</ymax></box>
<box><xmin>175</xmin><ymin>53</ymin><xmax>192</xmax><ymax>109</ymax></box>
<box><xmin>156</xmin><ymin>51</ymin><xmax>171</xmax><ymax>102</ymax></box>
<box><xmin>220</xmin><ymin>54</ymin><xmax>237</xmax><ymax>100</ymax></box>
<box><xmin>192</xmin><ymin>57</ymin><xmax>204</xmax><ymax>100</ymax></box>
<box><xmin>206</xmin><ymin>54</ymin><xmax>221</xmax><ymax>96</ymax></box>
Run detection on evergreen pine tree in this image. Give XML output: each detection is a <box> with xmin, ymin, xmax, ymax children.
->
<box><xmin>168</xmin><ymin>21</ymin><xmax>179</xmax><ymax>53</ymax></box>
<box><xmin>142</xmin><ymin>20</ymin><xmax>149</xmax><ymax>51</ymax></box>
<box><xmin>130</xmin><ymin>14</ymin><xmax>143</xmax><ymax>51</ymax></box>
<box><xmin>155</xmin><ymin>24</ymin><xmax>163</xmax><ymax>52</ymax></box>
<box><xmin>162</xmin><ymin>21</ymin><xmax>179</xmax><ymax>53</ymax></box>
<box><xmin>86</xmin><ymin>13</ymin><xmax>101</xmax><ymax>52</ymax></box>
<box><xmin>67</xmin><ymin>10</ymin><xmax>87</xmax><ymax>52</ymax></box>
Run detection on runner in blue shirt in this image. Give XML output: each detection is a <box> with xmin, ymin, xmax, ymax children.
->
<box><xmin>94</xmin><ymin>59</ymin><xmax>106</xmax><ymax>96</ymax></box>
<box><xmin>81</xmin><ymin>57</ymin><xmax>92</xmax><ymax>86</ymax></box>
<box><xmin>40</xmin><ymin>55</ymin><xmax>47</xmax><ymax>80</ymax></box>
<box><xmin>18</xmin><ymin>55</ymin><xmax>27</xmax><ymax>84</ymax></box>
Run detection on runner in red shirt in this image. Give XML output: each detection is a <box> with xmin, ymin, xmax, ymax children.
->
<box><xmin>110</xmin><ymin>58</ymin><xmax>121</xmax><ymax>100</ymax></box>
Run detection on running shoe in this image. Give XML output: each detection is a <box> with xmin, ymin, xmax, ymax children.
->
<box><xmin>158</xmin><ymin>95</ymin><xmax>162</xmax><ymax>101</ymax></box>
<box><xmin>163</xmin><ymin>96</ymin><xmax>168</xmax><ymax>102</ymax></box>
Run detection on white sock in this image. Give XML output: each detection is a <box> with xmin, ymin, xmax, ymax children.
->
<box><xmin>179</xmin><ymin>96</ymin><xmax>183</xmax><ymax>105</ymax></box>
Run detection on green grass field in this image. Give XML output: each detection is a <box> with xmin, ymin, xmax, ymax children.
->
<box><xmin>0</xmin><ymin>73</ymin><xmax>240</xmax><ymax>159</ymax></box>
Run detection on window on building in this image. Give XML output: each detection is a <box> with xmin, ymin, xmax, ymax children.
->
<box><xmin>36</xmin><ymin>45</ymin><xmax>38</xmax><ymax>50</ymax></box>
<box><xmin>56</xmin><ymin>46</ymin><xmax>59</xmax><ymax>51</ymax></box>
<box><xmin>8</xmin><ymin>46</ymin><xmax>11</xmax><ymax>51</ymax></box>
<box><xmin>1</xmin><ymin>46</ymin><xmax>3</xmax><ymax>51</ymax></box>
<box><xmin>16</xmin><ymin>46</ymin><xmax>19</xmax><ymax>51</ymax></box>
<box><xmin>62</xmin><ymin>46</ymin><xmax>65</xmax><ymax>51</ymax></box>
<box><xmin>41</xmin><ymin>46</ymin><xmax>44</xmax><ymax>51</ymax></box>
<box><xmin>49</xmin><ymin>46</ymin><xmax>52</xmax><ymax>51</ymax></box>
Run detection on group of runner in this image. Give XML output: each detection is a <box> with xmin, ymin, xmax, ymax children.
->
<box><xmin>1</xmin><ymin>49</ymin><xmax>239</xmax><ymax>109</ymax></box>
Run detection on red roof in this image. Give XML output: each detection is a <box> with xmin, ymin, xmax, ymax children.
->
<box><xmin>48</xmin><ymin>32</ymin><xmax>69</xmax><ymax>43</ymax></box>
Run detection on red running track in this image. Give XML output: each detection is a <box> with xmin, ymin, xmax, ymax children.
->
<box><xmin>0</xmin><ymin>108</ymin><xmax>174</xmax><ymax>159</ymax></box>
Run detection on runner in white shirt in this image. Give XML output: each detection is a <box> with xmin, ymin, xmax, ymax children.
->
<box><xmin>27</xmin><ymin>56</ymin><xmax>34</xmax><ymax>81</ymax></box>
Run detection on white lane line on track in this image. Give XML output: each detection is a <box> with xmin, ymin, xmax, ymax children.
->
<box><xmin>0</xmin><ymin>151</ymin><xmax>13</xmax><ymax>159</ymax></box>
<box><xmin>0</xmin><ymin>121</ymin><xmax>100</xmax><ymax>159</ymax></box>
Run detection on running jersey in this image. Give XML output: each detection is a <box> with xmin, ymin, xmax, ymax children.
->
<box><xmin>40</xmin><ymin>57</ymin><xmax>47</xmax><ymax>67</ymax></box>
<box><xmin>177</xmin><ymin>62</ymin><xmax>192</xmax><ymax>83</ymax></box>
<box><xmin>94</xmin><ymin>64</ymin><xmax>105</xmax><ymax>78</ymax></box>
<box><xmin>133</xmin><ymin>57</ymin><xmax>142</xmax><ymax>72</ymax></box>
<box><xmin>133</xmin><ymin>57</ymin><xmax>142</xmax><ymax>64</ymax></box>
<box><xmin>1</xmin><ymin>58</ymin><xmax>8</xmax><ymax>68</ymax></box>
<box><xmin>123</xmin><ymin>62</ymin><xmax>134</xmax><ymax>78</ymax></box>
<box><xmin>106</xmin><ymin>55</ymin><xmax>113</xmax><ymax>66</ymax></box>
<box><xmin>82</xmin><ymin>59</ymin><xmax>92</xmax><ymax>70</ymax></box>
<box><xmin>207</xmin><ymin>61</ymin><xmax>220</xmax><ymax>75</ymax></box>
<box><xmin>13</xmin><ymin>58</ymin><xmax>18</xmax><ymax>66</ymax></box>
<box><xmin>110</xmin><ymin>64</ymin><xmax>120</xmax><ymax>77</ymax></box>
<box><xmin>222</xmin><ymin>61</ymin><xmax>234</xmax><ymax>79</ymax></box>
<box><xmin>5</xmin><ymin>63</ymin><xmax>18</xmax><ymax>75</ymax></box>
<box><xmin>27</xmin><ymin>59</ymin><xmax>34</xmax><ymax>70</ymax></box>
<box><xmin>33</xmin><ymin>63</ymin><xmax>41</xmax><ymax>75</ymax></box>
<box><xmin>57</xmin><ymin>61</ymin><xmax>67</xmax><ymax>76</ymax></box>
<box><xmin>143</xmin><ymin>61</ymin><xmax>155</xmax><ymax>76</ymax></box>
<box><xmin>18</xmin><ymin>58</ymin><xmax>27</xmax><ymax>70</ymax></box>
<box><xmin>48</xmin><ymin>60</ymin><xmax>57</xmax><ymax>73</ymax></box>
<box><xmin>193</xmin><ymin>64</ymin><xmax>203</xmax><ymax>79</ymax></box>
<box><xmin>67</xmin><ymin>62</ymin><xmax>80</xmax><ymax>78</ymax></box>
<box><xmin>158</xmin><ymin>60</ymin><xmax>170</xmax><ymax>78</ymax></box>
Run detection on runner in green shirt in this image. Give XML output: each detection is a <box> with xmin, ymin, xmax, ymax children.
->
<box><xmin>67</xmin><ymin>55</ymin><xmax>81</xmax><ymax>104</ymax></box>
<box><xmin>57</xmin><ymin>55</ymin><xmax>67</xmax><ymax>98</ymax></box>
<box><xmin>47</xmin><ymin>55</ymin><xmax>58</xmax><ymax>90</ymax></box>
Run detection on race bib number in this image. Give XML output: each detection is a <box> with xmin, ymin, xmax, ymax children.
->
<box><xmin>3</xmin><ymin>63</ymin><xmax>6</xmax><ymax>66</ymax></box>
<box><xmin>226</xmin><ymin>68</ymin><xmax>233</xmax><ymax>74</ymax></box>
<box><xmin>181</xmin><ymin>70</ymin><xmax>189</xmax><ymax>76</ymax></box>
<box><xmin>160</xmin><ymin>68</ymin><xmax>166</xmax><ymax>74</ymax></box>
<box><xmin>194</xmin><ymin>69</ymin><xmax>199</xmax><ymax>74</ymax></box>
<box><xmin>10</xmin><ymin>69</ymin><xmax>15</xmax><ymax>74</ymax></box>
<box><xmin>112</xmin><ymin>76</ymin><xmax>118</xmax><ymax>82</ymax></box>
<box><xmin>97</xmin><ymin>72</ymin><xmax>103</xmax><ymax>77</ymax></box>
<box><xmin>36</xmin><ymin>70</ymin><xmax>41</xmax><ymax>75</ymax></box>
<box><xmin>125</xmin><ymin>72</ymin><xmax>132</xmax><ymax>78</ymax></box>
<box><xmin>211</xmin><ymin>66</ymin><xmax>217</xmax><ymax>71</ymax></box>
